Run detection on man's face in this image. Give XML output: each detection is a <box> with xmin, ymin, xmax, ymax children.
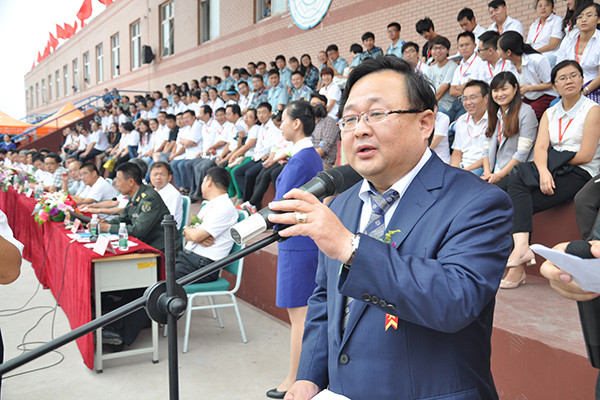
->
<box><xmin>165</xmin><ymin>86</ymin><xmax>172</xmax><ymax>94</ymax></box>
<box><xmin>477</xmin><ymin>40</ymin><xmax>494</xmax><ymax>62</ymax></box>
<box><xmin>158</xmin><ymin>113</ymin><xmax>166</xmax><ymax>125</ymax></box>
<box><xmin>176</xmin><ymin>115</ymin><xmax>184</xmax><ymax>128</ymax></box>
<box><xmin>225</xmin><ymin>108</ymin><xmax>237</xmax><ymax>123</ymax></box>
<box><xmin>166</xmin><ymin>118</ymin><xmax>176</xmax><ymax>130</ymax></box>
<box><xmin>79</xmin><ymin>168</ymin><xmax>94</xmax><ymax>186</ymax></box>
<box><xmin>402</xmin><ymin>46</ymin><xmax>419</xmax><ymax>66</ymax></box>
<box><xmin>489</xmin><ymin>5</ymin><xmax>507</xmax><ymax>23</ymax></box>
<box><xmin>431</xmin><ymin>44</ymin><xmax>448</xmax><ymax>62</ymax></box>
<box><xmin>209</xmin><ymin>89</ymin><xmax>218</xmax><ymax>100</ymax></box>
<box><xmin>184</xmin><ymin>112</ymin><xmax>194</xmax><ymax>126</ymax></box>
<box><xmin>201</xmin><ymin>91</ymin><xmax>209</xmax><ymax>103</ymax></box>
<box><xmin>247</xmin><ymin>64</ymin><xmax>256</xmax><ymax>75</ymax></box>
<box><xmin>34</xmin><ymin>160</ymin><xmax>45</xmax><ymax>171</ymax></box>
<box><xmin>291</xmin><ymin>74</ymin><xmax>303</xmax><ymax>89</ymax></box>
<box><xmin>215</xmin><ymin>110</ymin><xmax>227</xmax><ymax>125</ymax></box>
<box><xmin>363</xmin><ymin>37</ymin><xmax>375</xmax><ymax>51</ymax></box>
<box><xmin>457</xmin><ymin>36</ymin><xmax>476</xmax><ymax>60</ymax></box>
<box><xmin>150</xmin><ymin>120</ymin><xmax>159</xmax><ymax>131</ymax></box>
<box><xmin>238</xmin><ymin>82</ymin><xmax>250</xmax><ymax>96</ymax></box>
<box><xmin>327</xmin><ymin>49</ymin><xmax>339</xmax><ymax>61</ymax></box>
<box><xmin>269</xmin><ymin>73</ymin><xmax>280</xmax><ymax>87</ymax></box>
<box><xmin>223</xmin><ymin>68</ymin><xmax>230</xmax><ymax>78</ymax></box>
<box><xmin>114</xmin><ymin>171</ymin><xmax>132</xmax><ymax>196</ymax></box>
<box><xmin>458</xmin><ymin>17</ymin><xmax>477</xmax><ymax>32</ymax></box>
<box><xmin>340</xmin><ymin>70</ymin><xmax>432</xmax><ymax>191</ymax></box>
<box><xmin>253</xmin><ymin>77</ymin><xmax>264</xmax><ymax>91</ymax></box>
<box><xmin>257</xmin><ymin>64</ymin><xmax>267</xmax><ymax>75</ymax></box>
<box><xmin>276</xmin><ymin>59</ymin><xmax>286</xmax><ymax>70</ymax></box>
<box><xmin>387</xmin><ymin>26</ymin><xmax>399</xmax><ymax>41</ymax></box>
<box><xmin>421</xmin><ymin>29</ymin><xmax>436</xmax><ymax>41</ymax></box>
<box><xmin>173</xmin><ymin>94</ymin><xmax>180</xmax><ymax>103</ymax></box>
<box><xmin>257</xmin><ymin>107</ymin><xmax>272</xmax><ymax>124</ymax></box>
<box><xmin>150</xmin><ymin>166</ymin><xmax>170</xmax><ymax>191</ymax></box>
<box><xmin>462</xmin><ymin>86</ymin><xmax>488</xmax><ymax>117</ymax></box>
<box><xmin>44</xmin><ymin>157</ymin><xmax>59</xmax><ymax>173</ymax></box>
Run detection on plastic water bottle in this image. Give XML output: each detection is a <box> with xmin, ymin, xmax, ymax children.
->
<box><xmin>118</xmin><ymin>222</ymin><xmax>129</xmax><ymax>251</ymax></box>
<box><xmin>34</xmin><ymin>183</ymin><xmax>43</xmax><ymax>199</ymax></box>
<box><xmin>89</xmin><ymin>214</ymin><xmax>99</xmax><ymax>241</ymax></box>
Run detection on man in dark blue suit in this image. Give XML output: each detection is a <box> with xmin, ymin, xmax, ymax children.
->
<box><xmin>268</xmin><ymin>56</ymin><xmax>513</xmax><ymax>400</ymax></box>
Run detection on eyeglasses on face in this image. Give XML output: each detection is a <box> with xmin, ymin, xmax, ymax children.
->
<box><xmin>555</xmin><ymin>73</ymin><xmax>582</xmax><ymax>83</ymax></box>
<box><xmin>337</xmin><ymin>108</ymin><xmax>422</xmax><ymax>131</ymax></box>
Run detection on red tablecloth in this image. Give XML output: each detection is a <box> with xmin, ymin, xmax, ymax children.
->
<box><xmin>1</xmin><ymin>188</ymin><xmax>163</xmax><ymax>369</ymax></box>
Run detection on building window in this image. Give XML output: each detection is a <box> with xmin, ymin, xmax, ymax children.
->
<box><xmin>29</xmin><ymin>86</ymin><xmax>34</xmax><ymax>109</ymax></box>
<box><xmin>73</xmin><ymin>58</ymin><xmax>79</xmax><ymax>92</ymax></box>
<box><xmin>83</xmin><ymin>52</ymin><xmax>90</xmax><ymax>88</ymax></box>
<box><xmin>35</xmin><ymin>83</ymin><xmax>39</xmax><ymax>107</ymax></box>
<box><xmin>256</xmin><ymin>0</ymin><xmax>286</xmax><ymax>22</ymax></box>
<box><xmin>48</xmin><ymin>75</ymin><xmax>53</xmax><ymax>101</ymax></box>
<box><xmin>131</xmin><ymin>21</ymin><xmax>141</xmax><ymax>70</ymax></box>
<box><xmin>160</xmin><ymin>1</ymin><xmax>174</xmax><ymax>57</ymax></box>
<box><xmin>111</xmin><ymin>33</ymin><xmax>120</xmax><ymax>77</ymax></box>
<box><xmin>96</xmin><ymin>43</ymin><xmax>104</xmax><ymax>84</ymax></box>
<box><xmin>63</xmin><ymin>65</ymin><xmax>69</xmax><ymax>96</ymax></box>
<box><xmin>199</xmin><ymin>0</ymin><xmax>220</xmax><ymax>43</ymax></box>
<box><xmin>42</xmin><ymin>79</ymin><xmax>47</xmax><ymax>105</ymax></box>
<box><xmin>55</xmin><ymin>70</ymin><xmax>60</xmax><ymax>99</ymax></box>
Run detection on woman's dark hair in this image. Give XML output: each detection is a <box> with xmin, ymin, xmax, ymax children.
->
<box><xmin>122</xmin><ymin>122</ymin><xmax>135</xmax><ymax>132</ymax></box>
<box><xmin>486</xmin><ymin>72</ymin><xmax>522</xmax><ymax>139</ymax></box>
<box><xmin>535</xmin><ymin>0</ymin><xmax>554</xmax><ymax>8</ymax></box>
<box><xmin>138</xmin><ymin>119</ymin><xmax>150</xmax><ymax>132</ymax></box>
<box><xmin>564</xmin><ymin>0</ymin><xmax>593</xmax><ymax>29</ymax></box>
<box><xmin>349</xmin><ymin>43</ymin><xmax>363</xmax><ymax>54</ymax></box>
<box><xmin>299</xmin><ymin>54</ymin><xmax>314</xmax><ymax>78</ymax></box>
<box><xmin>498</xmin><ymin>31</ymin><xmax>539</xmax><ymax>56</ymax></box>
<box><xmin>285</xmin><ymin>100</ymin><xmax>316</xmax><ymax>136</ymax></box>
<box><xmin>181</xmin><ymin>82</ymin><xmax>190</xmax><ymax>92</ymax></box>
<box><xmin>339</xmin><ymin>55</ymin><xmax>436</xmax><ymax>119</ymax></box>
<box><xmin>313</xmin><ymin>103</ymin><xmax>328</xmax><ymax>119</ymax></box>
<box><xmin>573</xmin><ymin>2</ymin><xmax>600</xmax><ymax>29</ymax></box>
<box><xmin>551</xmin><ymin>60</ymin><xmax>584</xmax><ymax>84</ymax></box>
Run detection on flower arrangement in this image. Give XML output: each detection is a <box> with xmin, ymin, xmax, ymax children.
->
<box><xmin>0</xmin><ymin>166</ymin><xmax>34</xmax><ymax>192</ymax></box>
<box><xmin>32</xmin><ymin>191</ymin><xmax>77</xmax><ymax>225</ymax></box>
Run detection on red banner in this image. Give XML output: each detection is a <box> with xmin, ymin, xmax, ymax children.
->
<box><xmin>77</xmin><ymin>0</ymin><xmax>93</xmax><ymax>25</ymax></box>
<box><xmin>56</xmin><ymin>23</ymin><xmax>67</xmax><ymax>40</ymax></box>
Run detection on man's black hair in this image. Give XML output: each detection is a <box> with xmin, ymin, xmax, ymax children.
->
<box><xmin>116</xmin><ymin>161</ymin><xmax>143</xmax><ymax>185</ymax></box>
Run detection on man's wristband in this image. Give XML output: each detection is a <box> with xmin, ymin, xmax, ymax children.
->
<box><xmin>344</xmin><ymin>234</ymin><xmax>361</xmax><ymax>269</ymax></box>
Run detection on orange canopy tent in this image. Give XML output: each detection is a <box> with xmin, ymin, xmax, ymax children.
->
<box><xmin>0</xmin><ymin>110</ymin><xmax>34</xmax><ymax>135</ymax></box>
<box><xmin>33</xmin><ymin>102</ymin><xmax>85</xmax><ymax>136</ymax></box>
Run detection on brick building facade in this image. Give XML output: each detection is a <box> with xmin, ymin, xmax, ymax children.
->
<box><xmin>25</xmin><ymin>0</ymin><xmax>566</xmax><ymax>116</ymax></box>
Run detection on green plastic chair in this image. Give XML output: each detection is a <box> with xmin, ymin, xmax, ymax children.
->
<box><xmin>182</xmin><ymin>210</ymin><xmax>248</xmax><ymax>353</ymax></box>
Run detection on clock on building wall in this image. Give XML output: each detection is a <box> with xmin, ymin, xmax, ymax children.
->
<box><xmin>289</xmin><ymin>0</ymin><xmax>332</xmax><ymax>30</ymax></box>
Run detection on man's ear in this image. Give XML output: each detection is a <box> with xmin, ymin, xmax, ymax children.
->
<box><xmin>419</xmin><ymin>110</ymin><xmax>436</xmax><ymax>143</ymax></box>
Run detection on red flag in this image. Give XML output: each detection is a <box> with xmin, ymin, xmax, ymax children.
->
<box><xmin>64</xmin><ymin>22</ymin><xmax>77</xmax><ymax>38</ymax></box>
<box><xmin>56</xmin><ymin>23</ymin><xmax>67</xmax><ymax>39</ymax></box>
<box><xmin>37</xmin><ymin>51</ymin><xmax>42</xmax><ymax>63</ymax></box>
<box><xmin>77</xmin><ymin>0</ymin><xmax>93</xmax><ymax>25</ymax></box>
<box><xmin>49</xmin><ymin>32</ymin><xmax>59</xmax><ymax>50</ymax></box>
<box><xmin>32</xmin><ymin>60</ymin><xmax>36</xmax><ymax>70</ymax></box>
<box><xmin>98</xmin><ymin>0</ymin><xmax>112</xmax><ymax>5</ymax></box>
<box><xmin>42</xmin><ymin>42</ymin><xmax>50</xmax><ymax>59</ymax></box>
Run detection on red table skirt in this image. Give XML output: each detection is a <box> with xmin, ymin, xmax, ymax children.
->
<box><xmin>1</xmin><ymin>188</ymin><xmax>162</xmax><ymax>369</ymax></box>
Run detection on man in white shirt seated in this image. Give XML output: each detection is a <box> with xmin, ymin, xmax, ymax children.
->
<box><xmin>450</xmin><ymin>80</ymin><xmax>490</xmax><ymax>176</ymax></box>
<box><xmin>473</xmin><ymin>30</ymin><xmax>517</xmax><ymax>84</ymax></box>
<box><xmin>448</xmin><ymin>31</ymin><xmax>483</xmax><ymax>122</ymax></box>
<box><xmin>457</xmin><ymin>8</ymin><xmax>487</xmax><ymax>40</ymax></box>
<box><xmin>32</xmin><ymin>154</ymin><xmax>52</xmax><ymax>185</ymax></box>
<box><xmin>72</xmin><ymin>163</ymin><xmax>118</xmax><ymax>205</ymax></box>
<box><xmin>175</xmin><ymin>167</ymin><xmax>238</xmax><ymax>282</ymax></box>
<box><xmin>60</xmin><ymin>159</ymin><xmax>86</xmax><ymax>195</ymax></box>
<box><xmin>487</xmin><ymin>0</ymin><xmax>524</xmax><ymax>35</ymax></box>
<box><xmin>80</xmin><ymin>121</ymin><xmax>109</xmax><ymax>163</ymax></box>
<box><xmin>149</xmin><ymin>162</ymin><xmax>183</xmax><ymax>230</ymax></box>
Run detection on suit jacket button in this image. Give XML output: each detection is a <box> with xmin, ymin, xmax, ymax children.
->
<box><xmin>379</xmin><ymin>299</ymin><xmax>387</xmax><ymax>307</ymax></box>
<box><xmin>339</xmin><ymin>354</ymin><xmax>349</xmax><ymax>365</ymax></box>
<box><xmin>386</xmin><ymin>303</ymin><xmax>396</xmax><ymax>310</ymax></box>
<box><xmin>370</xmin><ymin>295</ymin><xmax>379</xmax><ymax>304</ymax></box>
<box><xmin>362</xmin><ymin>294</ymin><xmax>371</xmax><ymax>302</ymax></box>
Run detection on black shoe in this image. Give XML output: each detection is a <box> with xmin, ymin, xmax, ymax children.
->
<box><xmin>266</xmin><ymin>388</ymin><xmax>286</xmax><ymax>399</ymax></box>
<box><xmin>102</xmin><ymin>327</ymin><xmax>123</xmax><ymax>346</ymax></box>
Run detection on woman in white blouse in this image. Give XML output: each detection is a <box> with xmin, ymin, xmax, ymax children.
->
<box><xmin>526</xmin><ymin>0</ymin><xmax>564</xmax><ymax>57</ymax></box>
<box><xmin>502</xmin><ymin>60</ymin><xmax>600</xmax><ymax>288</ymax></box>
<box><xmin>498</xmin><ymin>31</ymin><xmax>556</xmax><ymax>120</ymax></box>
<box><xmin>555</xmin><ymin>3</ymin><xmax>600</xmax><ymax>103</ymax></box>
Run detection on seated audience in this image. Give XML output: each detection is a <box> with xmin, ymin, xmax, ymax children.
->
<box><xmin>449</xmin><ymin>31</ymin><xmax>483</xmax><ymax>121</ymax></box>
<box><xmin>415</xmin><ymin>17</ymin><xmax>437</xmax><ymax>63</ymax></box>
<box><xmin>430</xmin><ymin>107</ymin><xmax>451</xmax><ymax>163</ymax></box>
<box><xmin>0</xmin><ymin>135</ymin><xmax>16</xmax><ymax>151</ymax></box>
<box><xmin>318</xmin><ymin>67</ymin><xmax>342</xmax><ymax>121</ymax></box>
<box><xmin>386</xmin><ymin>22</ymin><xmax>405</xmax><ymax>57</ymax></box>
<box><xmin>309</xmin><ymin>94</ymin><xmax>339</xmax><ymax>170</ymax></box>
<box><xmin>402</xmin><ymin>42</ymin><xmax>428</xmax><ymax>74</ymax></box>
<box><xmin>300</xmin><ymin>54</ymin><xmax>320</xmax><ymax>91</ymax></box>
<box><xmin>325</xmin><ymin>44</ymin><xmax>348</xmax><ymax>77</ymax></box>
<box><xmin>43</xmin><ymin>153</ymin><xmax>70</xmax><ymax>192</ymax></box>
<box><xmin>425</xmin><ymin>36</ymin><xmax>458</xmax><ymax>119</ymax></box>
<box><xmin>482</xmin><ymin>72</ymin><xmax>538</xmax><ymax>191</ymax></box>
<box><xmin>348</xmin><ymin>43</ymin><xmax>364</xmax><ymax>71</ymax></box>
<box><xmin>149</xmin><ymin>162</ymin><xmax>183</xmax><ymax>229</ymax></box>
<box><xmin>504</xmin><ymin>60</ymin><xmax>600</xmax><ymax>288</ymax></box>
<box><xmin>72</xmin><ymin>164</ymin><xmax>118</xmax><ymax>205</ymax></box>
<box><xmin>487</xmin><ymin>0</ymin><xmax>524</xmax><ymax>35</ymax></box>
<box><xmin>526</xmin><ymin>0</ymin><xmax>564</xmax><ymax>57</ymax></box>
<box><xmin>457</xmin><ymin>8</ymin><xmax>487</xmax><ymax>39</ymax></box>
<box><xmin>473</xmin><ymin>31</ymin><xmax>517</xmax><ymax>84</ymax></box>
<box><xmin>224</xmin><ymin>108</ymin><xmax>260</xmax><ymax>198</ymax></box>
<box><xmin>290</xmin><ymin>71</ymin><xmax>313</xmax><ymax>102</ymax></box>
<box><xmin>275</xmin><ymin>55</ymin><xmax>292</xmax><ymax>89</ymax></box>
<box><xmin>267</xmin><ymin>70</ymin><xmax>289</xmax><ymax>112</ymax></box>
<box><xmin>361</xmin><ymin>31</ymin><xmax>384</xmax><ymax>59</ymax></box>
<box><xmin>450</xmin><ymin>80</ymin><xmax>490</xmax><ymax>175</ymax></box>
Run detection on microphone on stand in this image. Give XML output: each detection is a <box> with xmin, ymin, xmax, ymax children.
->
<box><xmin>565</xmin><ymin>240</ymin><xmax>600</xmax><ymax>368</ymax></box>
<box><xmin>230</xmin><ymin>169</ymin><xmax>344</xmax><ymax>245</ymax></box>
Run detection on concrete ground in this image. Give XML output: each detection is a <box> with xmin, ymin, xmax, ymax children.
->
<box><xmin>0</xmin><ymin>260</ymin><xmax>291</xmax><ymax>400</ymax></box>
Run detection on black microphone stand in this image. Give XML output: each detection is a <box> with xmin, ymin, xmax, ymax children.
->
<box><xmin>0</xmin><ymin>215</ymin><xmax>282</xmax><ymax>400</ymax></box>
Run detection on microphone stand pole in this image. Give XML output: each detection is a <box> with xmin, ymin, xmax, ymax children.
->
<box><xmin>0</xmin><ymin>221</ymin><xmax>282</xmax><ymax>396</ymax></box>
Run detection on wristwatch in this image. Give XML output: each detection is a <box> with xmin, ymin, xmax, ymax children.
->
<box><xmin>344</xmin><ymin>234</ymin><xmax>361</xmax><ymax>269</ymax></box>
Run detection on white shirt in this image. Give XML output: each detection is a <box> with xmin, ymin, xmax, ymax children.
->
<box><xmin>89</xmin><ymin>129</ymin><xmax>109</xmax><ymax>151</ymax></box>
<box><xmin>488</xmin><ymin>15</ymin><xmax>524</xmax><ymax>35</ymax></box>
<box><xmin>319</xmin><ymin>83</ymin><xmax>342</xmax><ymax>121</ymax></box>
<box><xmin>238</xmin><ymin>94</ymin><xmax>250</xmax><ymax>111</ymax></box>
<box><xmin>452</xmin><ymin>111</ymin><xmax>488</xmax><ymax>167</ymax></box>
<box><xmin>515</xmin><ymin>53</ymin><xmax>556</xmax><ymax>100</ymax></box>
<box><xmin>451</xmin><ymin>53</ymin><xmax>483</xmax><ymax>86</ymax></box>
<box><xmin>473</xmin><ymin>58</ymin><xmax>517</xmax><ymax>84</ymax></box>
<box><xmin>432</xmin><ymin>112</ymin><xmax>451</xmax><ymax>163</ymax></box>
<box><xmin>137</xmin><ymin>132</ymin><xmax>153</xmax><ymax>156</ymax></box>
<box><xmin>157</xmin><ymin>182</ymin><xmax>183</xmax><ymax>229</ymax></box>
<box><xmin>547</xmin><ymin>95</ymin><xmax>600</xmax><ymax>177</ymax></box>
<box><xmin>290</xmin><ymin>137</ymin><xmax>314</xmax><ymax>156</ymax></box>
<box><xmin>0</xmin><ymin>210</ymin><xmax>23</xmax><ymax>254</ymax></box>
<box><xmin>208</xmin><ymin>98</ymin><xmax>225</xmax><ymax>112</ymax></box>
<box><xmin>472</xmin><ymin>24</ymin><xmax>487</xmax><ymax>40</ymax></box>
<box><xmin>184</xmin><ymin>120</ymin><xmax>204</xmax><ymax>159</ymax></box>
<box><xmin>173</xmin><ymin>101</ymin><xmax>187</xmax><ymax>115</ymax></box>
<box><xmin>77</xmin><ymin>134</ymin><xmax>89</xmax><ymax>151</ymax></box>
<box><xmin>85</xmin><ymin>176</ymin><xmax>118</xmax><ymax>202</ymax></box>
<box><xmin>415</xmin><ymin>61</ymin><xmax>429</xmax><ymax>76</ymax></box>
<box><xmin>200</xmin><ymin>118</ymin><xmax>218</xmax><ymax>155</ymax></box>
<box><xmin>526</xmin><ymin>13</ymin><xmax>564</xmax><ymax>54</ymax></box>
<box><xmin>555</xmin><ymin>29</ymin><xmax>600</xmax><ymax>84</ymax></box>
<box><xmin>186</xmin><ymin>193</ymin><xmax>238</xmax><ymax>261</ymax></box>
<box><xmin>253</xmin><ymin>119</ymin><xmax>281</xmax><ymax>161</ymax></box>
<box><xmin>243</xmin><ymin>125</ymin><xmax>260</xmax><ymax>158</ymax></box>
<box><xmin>357</xmin><ymin>149</ymin><xmax>432</xmax><ymax>231</ymax></box>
